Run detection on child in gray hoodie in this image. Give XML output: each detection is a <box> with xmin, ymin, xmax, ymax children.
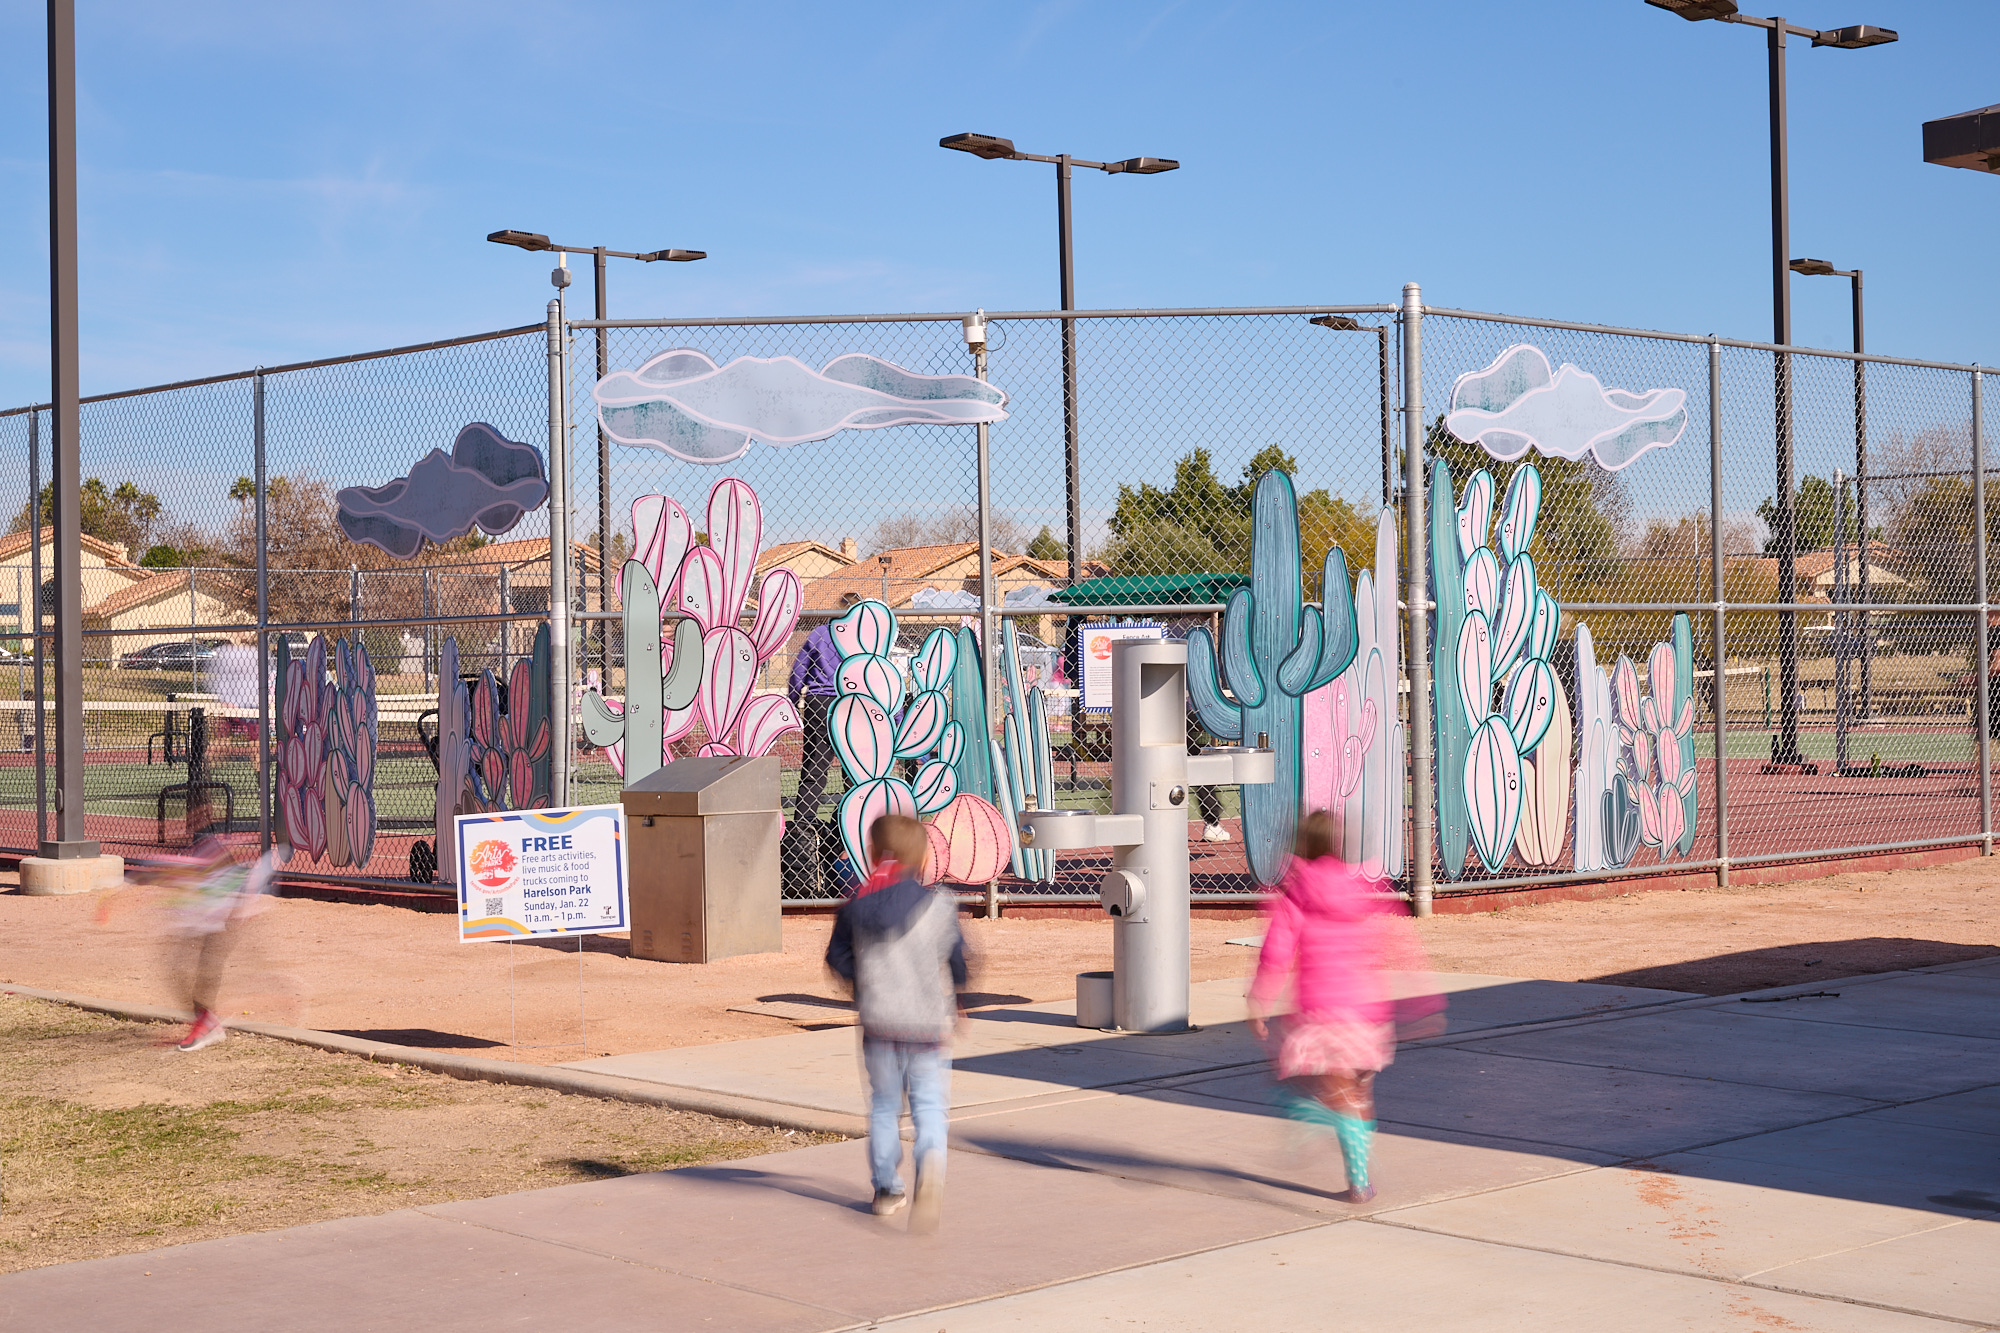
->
<box><xmin>825</xmin><ymin>814</ymin><xmax>968</xmax><ymax>1231</ymax></box>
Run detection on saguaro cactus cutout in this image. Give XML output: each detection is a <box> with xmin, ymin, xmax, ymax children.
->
<box><xmin>582</xmin><ymin>479</ymin><xmax>803</xmax><ymax>779</ymax></box>
<box><xmin>1188</xmin><ymin>470</ymin><xmax>1360</xmax><ymax>886</ymax></box>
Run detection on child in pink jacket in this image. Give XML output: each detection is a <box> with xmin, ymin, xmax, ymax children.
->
<box><xmin>1248</xmin><ymin>809</ymin><xmax>1443</xmax><ymax>1202</ymax></box>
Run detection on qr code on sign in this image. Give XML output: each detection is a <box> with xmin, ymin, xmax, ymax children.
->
<box><xmin>484</xmin><ymin>897</ymin><xmax>503</xmax><ymax>917</ymax></box>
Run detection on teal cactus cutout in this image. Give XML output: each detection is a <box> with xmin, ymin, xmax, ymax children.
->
<box><xmin>579</xmin><ymin>559</ymin><xmax>702</xmax><ymax>787</ymax></box>
<box><xmin>1187</xmin><ymin>470</ymin><xmax>1359</xmax><ymax>886</ymax></box>
<box><xmin>949</xmin><ymin>625</ymin><xmax>995</xmax><ymax>804</ymax></box>
<box><xmin>990</xmin><ymin>616</ymin><xmax>1053</xmax><ymax>882</ymax></box>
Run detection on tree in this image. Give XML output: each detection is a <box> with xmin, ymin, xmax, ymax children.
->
<box><xmin>1425</xmin><ymin>417</ymin><xmax>1626</xmax><ymax>604</ymax></box>
<box><xmin>1025</xmin><ymin>525</ymin><xmax>1065</xmax><ymax>561</ymax></box>
<box><xmin>9</xmin><ymin>477</ymin><xmax>164</xmax><ymax>559</ymax></box>
<box><xmin>1103</xmin><ymin>446</ymin><xmax>1373</xmax><ymax>596</ymax></box>
<box><xmin>1756</xmin><ymin>474</ymin><xmax>1854</xmax><ymax>555</ymax></box>
<box><xmin>865</xmin><ymin>509</ymin><xmax>1028</xmax><ymax>554</ymax></box>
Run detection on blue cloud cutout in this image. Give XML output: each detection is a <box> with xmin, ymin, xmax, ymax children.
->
<box><xmin>337</xmin><ymin>422</ymin><xmax>549</xmax><ymax>560</ymax></box>
<box><xmin>594</xmin><ymin>349</ymin><xmax>1010</xmax><ymax>464</ymax></box>
<box><xmin>1445</xmin><ymin>344</ymin><xmax>1687</xmax><ymax>471</ymax></box>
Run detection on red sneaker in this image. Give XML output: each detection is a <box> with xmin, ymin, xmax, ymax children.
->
<box><xmin>177</xmin><ymin>1009</ymin><xmax>226</xmax><ymax>1052</ymax></box>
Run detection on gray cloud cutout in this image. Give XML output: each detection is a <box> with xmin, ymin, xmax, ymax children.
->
<box><xmin>594</xmin><ymin>349</ymin><xmax>1010</xmax><ymax>464</ymax></box>
<box><xmin>338</xmin><ymin>423</ymin><xmax>549</xmax><ymax>559</ymax></box>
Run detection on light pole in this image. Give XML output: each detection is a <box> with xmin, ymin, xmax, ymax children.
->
<box><xmin>487</xmin><ymin>231</ymin><xmax>705</xmax><ymax>629</ymax></box>
<box><xmin>1790</xmin><ymin>257</ymin><xmax>1869</xmax><ymax>729</ymax></box>
<box><xmin>1310</xmin><ymin>316</ymin><xmax>1396</xmax><ymax>508</ymax></box>
<box><xmin>42</xmin><ymin>0</ymin><xmax>97</xmax><ymax>869</ymax></box>
<box><xmin>1644</xmin><ymin>1</ymin><xmax>1896</xmax><ymax>767</ymax></box>
<box><xmin>940</xmin><ymin>134</ymin><xmax>1177</xmax><ymax>731</ymax></box>
<box><xmin>938</xmin><ymin>133</ymin><xmax>1179</xmax><ymax>585</ymax></box>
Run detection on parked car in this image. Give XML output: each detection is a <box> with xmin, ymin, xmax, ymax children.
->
<box><xmin>118</xmin><ymin>639</ymin><xmax>227</xmax><ymax>670</ymax></box>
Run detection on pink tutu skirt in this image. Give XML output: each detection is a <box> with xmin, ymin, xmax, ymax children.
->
<box><xmin>1273</xmin><ymin>1015</ymin><xmax>1395</xmax><ymax>1079</ymax></box>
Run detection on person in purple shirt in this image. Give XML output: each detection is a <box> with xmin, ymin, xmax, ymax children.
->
<box><xmin>789</xmin><ymin>592</ymin><xmax>861</xmax><ymax>841</ymax></box>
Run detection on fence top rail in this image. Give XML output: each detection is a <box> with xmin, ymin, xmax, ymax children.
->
<box><xmin>566</xmin><ymin>304</ymin><xmax>1399</xmax><ymax>330</ymax></box>
<box><xmin>1420</xmin><ymin>305</ymin><xmax>1993</xmax><ymax>375</ymax></box>
<box><xmin>0</xmin><ymin>323</ymin><xmax>544</xmax><ymax>418</ymax></box>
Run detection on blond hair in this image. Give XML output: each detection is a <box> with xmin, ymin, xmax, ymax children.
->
<box><xmin>869</xmin><ymin>813</ymin><xmax>930</xmax><ymax>877</ymax></box>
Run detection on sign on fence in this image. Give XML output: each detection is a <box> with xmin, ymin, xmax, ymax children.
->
<box><xmin>456</xmin><ymin>805</ymin><xmax>628</xmax><ymax>943</ymax></box>
<box><xmin>1080</xmin><ymin>624</ymin><xmax>1164</xmax><ymax>712</ymax></box>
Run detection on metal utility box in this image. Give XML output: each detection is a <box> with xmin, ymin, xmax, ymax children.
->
<box><xmin>620</xmin><ymin>755</ymin><xmax>781</xmax><ymax>963</ymax></box>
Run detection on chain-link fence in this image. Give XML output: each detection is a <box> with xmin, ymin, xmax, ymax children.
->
<box><xmin>2</xmin><ymin>296</ymin><xmax>1991</xmax><ymax>907</ymax></box>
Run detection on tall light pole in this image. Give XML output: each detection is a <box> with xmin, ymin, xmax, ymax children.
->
<box><xmin>1643</xmin><ymin>1</ymin><xmax>1896</xmax><ymax>766</ymax></box>
<box><xmin>1790</xmin><ymin>256</ymin><xmax>1868</xmax><ymax>728</ymax></box>
<box><xmin>42</xmin><ymin>0</ymin><xmax>96</xmax><ymax>868</ymax></box>
<box><xmin>487</xmin><ymin>231</ymin><xmax>704</xmax><ymax>624</ymax></box>
<box><xmin>937</xmin><ymin>133</ymin><xmax>1179</xmax><ymax>586</ymax></box>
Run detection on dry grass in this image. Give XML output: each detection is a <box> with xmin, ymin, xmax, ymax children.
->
<box><xmin>0</xmin><ymin>994</ymin><xmax>833</xmax><ymax>1273</ymax></box>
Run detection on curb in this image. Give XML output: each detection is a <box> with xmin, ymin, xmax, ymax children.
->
<box><xmin>0</xmin><ymin>982</ymin><xmax>864</xmax><ymax>1140</ymax></box>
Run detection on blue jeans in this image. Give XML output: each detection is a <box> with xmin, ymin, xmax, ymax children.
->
<box><xmin>862</xmin><ymin>1037</ymin><xmax>951</xmax><ymax>1194</ymax></box>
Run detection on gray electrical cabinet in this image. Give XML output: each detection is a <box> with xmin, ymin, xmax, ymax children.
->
<box><xmin>620</xmin><ymin>755</ymin><xmax>782</xmax><ymax>963</ymax></box>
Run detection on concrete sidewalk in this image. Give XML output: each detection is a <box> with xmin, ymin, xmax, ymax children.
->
<box><xmin>3</xmin><ymin>961</ymin><xmax>1995</xmax><ymax>1331</ymax></box>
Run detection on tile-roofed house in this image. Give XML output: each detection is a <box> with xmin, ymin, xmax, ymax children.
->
<box><xmin>0</xmin><ymin>527</ymin><xmax>151</xmax><ymax>652</ymax></box>
<box><xmin>86</xmin><ymin>567</ymin><xmax>256</xmax><ymax>664</ymax></box>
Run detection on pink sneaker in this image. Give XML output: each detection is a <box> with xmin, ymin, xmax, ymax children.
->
<box><xmin>177</xmin><ymin>1009</ymin><xmax>226</xmax><ymax>1052</ymax></box>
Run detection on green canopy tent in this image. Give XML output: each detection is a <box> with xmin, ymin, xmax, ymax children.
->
<box><xmin>1049</xmin><ymin>572</ymin><xmax>1247</xmax><ymax>607</ymax></box>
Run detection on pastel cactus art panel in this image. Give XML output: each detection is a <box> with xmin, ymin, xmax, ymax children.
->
<box><xmin>1187</xmin><ymin>470</ymin><xmax>1359</xmax><ymax>886</ymax></box>
<box><xmin>583</xmin><ymin>479</ymin><xmax>803</xmax><ymax>781</ymax></box>
<box><xmin>1430</xmin><ymin>462</ymin><xmax>1568</xmax><ymax>879</ymax></box>
<box><xmin>277</xmin><ymin>633</ymin><xmax>377</xmax><ymax>870</ymax></box>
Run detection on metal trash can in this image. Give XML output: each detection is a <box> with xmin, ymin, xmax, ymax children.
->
<box><xmin>1075</xmin><ymin>971</ymin><xmax>1114</xmax><ymax>1030</ymax></box>
<box><xmin>621</xmin><ymin>755</ymin><xmax>781</xmax><ymax>963</ymax></box>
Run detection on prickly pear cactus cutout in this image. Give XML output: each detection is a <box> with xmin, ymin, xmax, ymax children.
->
<box><xmin>1609</xmin><ymin>613</ymin><xmax>1697</xmax><ymax>863</ymax></box>
<box><xmin>827</xmin><ymin>600</ymin><xmax>977</xmax><ymax>874</ymax></box>
<box><xmin>582</xmin><ymin>479</ymin><xmax>803</xmax><ymax>781</ymax></box>
<box><xmin>277</xmin><ymin>633</ymin><xmax>377</xmax><ymax>868</ymax></box>
<box><xmin>1188</xmin><ymin>470</ymin><xmax>1360</xmax><ymax>885</ymax></box>
<box><xmin>1432</xmin><ymin>463</ymin><xmax>1570</xmax><ymax>876</ymax></box>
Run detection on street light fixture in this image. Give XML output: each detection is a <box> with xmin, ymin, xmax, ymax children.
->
<box><xmin>1640</xmin><ymin>2</ymin><xmax>1897</xmax><ymax>768</ymax></box>
<box><xmin>1922</xmin><ymin>103</ymin><xmax>2000</xmax><ymax>176</ymax></box>
<box><xmin>486</xmin><ymin>230</ymin><xmax>706</xmax><ymax>632</ymax></box>
<box><xmin>1310</xmin><ymin>316</ymin><xmax>1396</xmax><ymax>508</ymax></box>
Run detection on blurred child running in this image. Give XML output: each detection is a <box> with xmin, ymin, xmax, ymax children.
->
<box><xmin>824</xmin><ymin>813</ymin><xmax>968</xmax><ymax>1233</ymax></box>
<box><xmin>1247</xmin><ymin>809</ymin><xmax>1443</xmax><ymax>1203</ymax></box>
<box><xmin>112</xmin><ymin>834</ymin><xmax>285</xmax><ymax>1052</ymax></box>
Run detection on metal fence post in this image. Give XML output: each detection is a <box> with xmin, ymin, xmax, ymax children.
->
<box><xmin>1709</xmin><ymin>340</ymin><xmax>1730</xmax><ymax>887</ymax></box>
<box><xmin>547</xmin><ymin>298</ymin><xmax>574</xmax><ymax>803</ymax></box>
<box><xmin>28</xmin><ymin>410</ymin><xmax>44</xmax><ymax>847</ymax></box>
<box><xmin>1975</xmin><ymin>368</ymin><xmax>1990</xmax><ymax>855</ymax></box>
<box><xmin>1401</xmin><ymin>283</ymin><xmax>1433</xmax><ymax>916</ymax></box>
<box><xmin>254</xmin><ymin>369</ymin><xmax>270</xmax><ymax>852</ymax></box>
<box><xmin>972</xmin><ymin>321</ymin><xmax>998</xmax><ymax>743</ymax></box>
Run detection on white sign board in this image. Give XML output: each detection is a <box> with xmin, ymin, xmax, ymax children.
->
<box><xmin>1079</xmin><ymin>623</ymin><xmax>1164</xmax><ymax>713</ymax></box>
<box><xmin>456</xmin><ymin>804</ymin><xmax>629</xmax><ymax>943</ymax></box>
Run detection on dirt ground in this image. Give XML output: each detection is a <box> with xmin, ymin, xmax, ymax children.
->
<box><xmin>0</xmin><ymin>856</ymin><xmax>1993</xmax><ymax>1063</ymax></box>
<box><xmin>0</xmin><ymin>992</ymin><xmax>829</xmax><ymax>1274</ymax></box>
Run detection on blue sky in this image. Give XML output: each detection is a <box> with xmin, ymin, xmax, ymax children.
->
<box><xmin>2</xmin><ymin>0</ymin><xmax>1995</xmax><ymax>412</ymax></box>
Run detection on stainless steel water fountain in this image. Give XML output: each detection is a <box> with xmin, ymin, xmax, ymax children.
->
<box><xmin>1017</xmin><ymin>639</ymin><xmax>1273</xmax><ymax>1033</ymax></box>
